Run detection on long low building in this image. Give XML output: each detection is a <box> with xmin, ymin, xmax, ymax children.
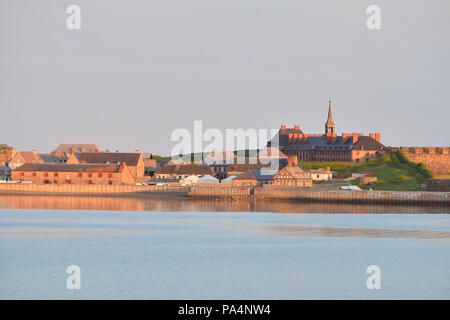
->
<box><xmin>11</xmin><ymin>163</ymin><xmax>135</xmax><ymax>185</ymax></box>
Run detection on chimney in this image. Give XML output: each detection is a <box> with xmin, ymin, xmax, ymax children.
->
<box><xmin>288</xmin><ymin>133</ymin><xmax>293</xmax><ymax>144</ymax></box>
<box><xmin>81</xmin><ymin>147</ymin><xmax>86</xmax><ymax>152</ymax></box>
<box><xmin>69</xmin><ymin>141</ymin><xmax>73</xmax><ymax>144</ymax></box>
<box><xmin>116</xmin><ymin>150</ymin><xmax>119</xmax><ymax>153</ymax></box>
<box><xmin>326</xmin><ymin>166</ymin><xmax>330</xmax><ymax>172</ymax></box>
<box><xmin>294</xmin><ymin>125</ymin><xmax>300</xmax><ymax>130</ymax></box>
<box><xmin>369</xmin><ymin>133</ymin><xmax>375</xmax><ymax>140</ymax></box>
<box><xmin>106</xmin><ymin>149</ymin><xmax>110</xmax><ymax>153</ymax></box>
<box><xmin>135</xmin><ymin>149</ymin><xmax>140</xmax><ymax>153</ymax></box>
<box><xmin>89</xmin><ymin>142</ymin><xmax>94</xmax><ymax>144</ymax></box>
<box><xmin>352</xmin><ymin>133</ymin><xmax>359</xmax><ymax>144</ymax></box>
<box><xmin>281</xmin><ymin>125</ymin><xmax>286</xmax><ymax>130</ymax></box>
<box><xmin>375</xmin><ymin>133</ymin><xmax>380</xmax><ymax>143</ymax></box>
<box><xmin>287</xmin><ymin>155</ymin><xmax>298</xmax><ymax>167</ymax></box>
<box><xmin>95</xmin><ymin>147</ymin><xmax>100</xmax><ymax>152</ymax></box>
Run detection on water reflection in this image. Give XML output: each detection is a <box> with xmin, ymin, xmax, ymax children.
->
<box><xmin>265</xmin><ymin>225</ymin><xmax>450</xmax><ymax>239</ymax></box>
<box><xmin>0</xmin><ymin>194</ymin><xmax>448</xmax><ymax>214</ymax></box>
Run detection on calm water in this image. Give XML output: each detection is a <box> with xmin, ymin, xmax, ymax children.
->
<box><xmin>0</xmin><ymin>195</ymin><xmax>449</xmax><ymax>299</ymax></box>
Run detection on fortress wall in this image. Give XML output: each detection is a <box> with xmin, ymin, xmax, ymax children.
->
<box><xmin>253</xmin><ymin>187</ymin><xmax>448</xmax><ymax>205</ymax></box>
<box><xmin>422</xmin><ymin>179</ymin><xmax>450</xmax><ymax>192</ymax></box>
<box><xmin>0</xmin><ymin>183</ymin><xmax>189</xmax><ymax>194</ymax></box>
<box><xmin>401</xmin><ymin>147</ymin><xmax>450</xmax><ymax>174</ymax></box>
<box><xmin>188</xmin><ymin>186</ymin><xmax>449</xmax><ymax>205</ymax></box>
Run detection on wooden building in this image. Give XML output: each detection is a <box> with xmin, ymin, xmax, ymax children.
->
<box><xmin>272</xmin><ymin>166</ymin><xmax>312</xmax><ymax>187</ymax></box>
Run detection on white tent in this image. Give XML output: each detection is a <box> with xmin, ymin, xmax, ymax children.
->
<box><xmin>339</xmin><ymin>185</ymin><xmax>362</xmax><ymax>191</ymax></box>
<box><xmin>221</xmin><ymin>175</ymin><xmax>237</xmax><ymax>183</ymax></box>
<box><xmin>197</xmin><ymin>175</ymin><xmax>220</xmax><ymax>183</ymax></box>
<box><xmin>180</xmin><ymin>175</ymin><xmax>199</xmax><ymax>185</ymax></box>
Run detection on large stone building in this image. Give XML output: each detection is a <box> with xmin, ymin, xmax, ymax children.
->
<box><xmin>270</xmin><ymin>101</ymin><xmax>388</xmax><ymax>162</ymax></box>
<box><xmin>11</xmin><ymin>163</ymin><xmax>135</xmax><ymax>185</ymax></box>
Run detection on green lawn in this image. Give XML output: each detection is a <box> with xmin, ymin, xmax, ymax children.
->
<box><xmin>300</xmin><ymin>153</ymin><xmax>430</xmax><ymax>191</ymax></box>
<box><xmin>435</xmin><ymin>174</ymin><xmax>450</xmax><ymax>180</ymax></box>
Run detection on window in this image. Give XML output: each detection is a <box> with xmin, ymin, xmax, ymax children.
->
<box><xmin>32</xmin><ymin>172</ymin><xmax>36</xmax><ymax>177</ymax></box>
<box><xmin>98</xmin><ymin>173</ymin><xmax>102</xmax><ymax>178</ymax></box>
<box><xmin>20</xmin><ymin>172</ymin><xmax>24</xmax><ymax>176</ymax></box>
<box><xmin>88</xmin><ymin>173</ymin><xmax>93</xmax><ymax>178</ymax></box>
<box><xmin>54</xmin><ymin>173</ymin><xmax>58</xmax><ymax>177</ymax></box>
<box><xmin>108</xmin><ymin>174</ymin><xmax>113</xmax><ymax>178</ymax></box>
<box><xmin>78</xmin><ymin>173</ymin><xmax>82</xmax><ymax>177</ymax></box>
<box><xmin>108</xmin><ymin>180</ymin><xmax>113</xmax><ymax>185</ymax></box>
<box><xmin>53</xmin><ymin>180</ymin><xmax>58</xmax><ymax>184</ymax></box>
<box><xmin>65</xmin><ymin>180</ymin><xmax>71</xmax><ymax>184</ymax></box>
<box><xmin>44</xmin><ymin>172</ymin><xmax>48</xmax><ymax>177</ymax></box>
<box><xmin>88</xmin><ymin>180</ymin><xmax>94</xmax><ymax>185</ymax></box>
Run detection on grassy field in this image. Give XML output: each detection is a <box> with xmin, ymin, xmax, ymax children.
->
<box><xmin>435</xmin><ymin>174</ymin><xmax>450</xmax><ymax>180</ymax></box>
<box><xmin>300</xmin><ymin>153</ymin><xmax>431</xmax><ymax>191</ymax></box>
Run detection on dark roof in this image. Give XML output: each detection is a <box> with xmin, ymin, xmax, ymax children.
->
<box><xmin>52</xmin><ymin>143</ymin><xmax>99</xmax><ymax>154</ymax></box>
<box><xmin>39</xmin><ymin>153</ymin><xmax>68</xmax><ymax>163</ymax></box>
<box><xmin>13</xmin><ymin>163</ymin><xmax>123</xmax><ymax>173</ymax></box>
<box><xmin>352</xmin><ymin>136</ymin><xmax>386</xmax><ymax>151</ymax></box>
<box><xmin>234</xmin><ymin>169</ymin><xmax>276</xmax><ymax>181</ymax></box>
<box><xmin>281</xmin><ymin>135</ymin><xmax>353</xmax><ymax>151</ymax></box>
<box><xmin>227</xmin><ymin>163</ymin><xmax>268</xmax><ymax>172</ymax></box>
<box><xmin>156</xmin><ymin>164</ymin><xmax>214</xmax><ymax>176</ymax></box>
<box><xmin>74</xmin><ymin>152</ymin><xmax>141</xmax><ymax>166</ymax></box>
<box><xmin>280</xmin><ymin>134</ymin><xmax>386</xmax><ymax>152</ymax></box>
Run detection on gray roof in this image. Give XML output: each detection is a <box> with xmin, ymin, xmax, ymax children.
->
<box><xmin>281</xmin><ymin>135</ymin><xmax>385</xmax><ymax>151</ymax></box>
<box><xmin>75</xmin><ymin>152</ymin><xmax>141</xmax><ymax>166</ymax></box>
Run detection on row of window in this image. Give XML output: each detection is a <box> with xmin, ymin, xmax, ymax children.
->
<box><xmin>42</xmin><ymin>180</ymin><xmax>114</xmax><ymax>185</ymax></box>
<box><xmin>19</xmin><ymin>172</ymin><xmax>114</xmax><ymax>178</ymax></box>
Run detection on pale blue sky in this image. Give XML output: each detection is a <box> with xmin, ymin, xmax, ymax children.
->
<box><xmin>1</xmin><ymin>0</ymin><xmax>449</xmax><ymax>155</ymax></box>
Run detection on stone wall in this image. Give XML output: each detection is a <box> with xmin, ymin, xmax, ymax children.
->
<box><xmin>422</xmin><ymin>179</ymin><xmax>450</xmax><ymax>192</ymax></box>
<box><xmin>254</xmin><ymin>187</ymin><xmax>448</xmax><ymax>205</ymax></box>
<box><xmin>400</xmin><ymin>147</ymin><xmax>450</xmax><ymax>174</ymax></box>
<box><xmin>189</xmin><ymin>186</ymin><xmax>253</xmax><ymax>200</ymax></box>
<box><xmin>0</xmin><ymin>183</ymin><xmax>189</xmax><ymax>194</ymax></box>
<box><xmin>189</xmin><ymin>186</ymin><xmax>449</xmax><ymax>205</ymax></box>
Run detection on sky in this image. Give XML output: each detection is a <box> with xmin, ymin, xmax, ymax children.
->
<box><xmin>0</xmin><ymin>0</ymin><xmax>449</xmax><ymax>155</ymax></box>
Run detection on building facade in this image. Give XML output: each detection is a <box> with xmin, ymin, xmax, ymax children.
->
<box><xmin>270</xmin><ymin>101</ymin><xmax>388</xmax><ymax>162</ymax></box>
<box><xmin>72</xmin><ymin>152</ymin><xmax>145</xmax><ymax>179</ymax></box>
<box><xmin>272</xmin><ymin>166</ymin><xmax>313</xmax><ymax>187</ymax></box>
<box><xmin>11</xmin><ymin>163</ymin><xmax>135</xmax><ymax>185</ymax></box>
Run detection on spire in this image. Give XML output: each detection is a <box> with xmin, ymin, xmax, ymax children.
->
<box><xmin>327</xmin><ymin>100</ymin><xmax>332</xmax><ymax>121</ymax></box>
<box><xmin>325</xmin><ymin>100</ymin><xmax>335</xmax><ymax>134</ymax></box>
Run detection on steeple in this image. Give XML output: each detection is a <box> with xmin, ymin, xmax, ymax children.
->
<box><xmin>325</xmin><ymin>100</ymin><xmax>335</xmax><ymax>134</ymax></box>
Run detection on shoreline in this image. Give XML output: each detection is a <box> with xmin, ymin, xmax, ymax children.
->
<box><xmin>0</xmin><ymin>184</ymin><xmax>448</xmax><ymax>207</ymax></box>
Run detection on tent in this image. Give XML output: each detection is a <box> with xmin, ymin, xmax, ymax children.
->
<box><xmin>197</xmin><ymin>175</ymin><xmax>220</xmax><ymax>183</ymax></box>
